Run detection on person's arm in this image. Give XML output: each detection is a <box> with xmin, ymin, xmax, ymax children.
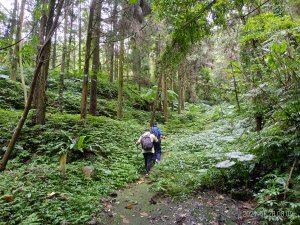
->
<box><xmin>158</xmin><ymin>129</ymin><xmax>162</xmax><ymax>137</ymax></box>
<box><xmin>152</xmin><ymin>135</ymin><xmax>158</xmax><ymax>143</ymax></box>
<box><xmin>136</xmin><ymin>136</ymin><xmax>142</xmax><ymax>145</ymax></box>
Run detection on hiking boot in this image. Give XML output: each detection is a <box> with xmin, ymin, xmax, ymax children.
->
<box><xmin>145</xmin><ymin>173</ymin><xmax>149</xmax><ymax>177</ymax></box>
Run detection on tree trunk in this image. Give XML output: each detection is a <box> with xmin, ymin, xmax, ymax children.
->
<box><xmin>177</xmin><ymin>69</ymin><xmax>181</xmax><ymax>114</ymax></box>
<box><xmin>80</xmin><ymin>0</ymin><xmax>96</xmax><ymax>120</ymax></box>
<box><xmin>32</xmin><ymin>0</ymin><xmax>47</xmax><ymax>110</ymax></box>
<box><xmin>0</xmin><ymin>0</ymin><xmax>64</xmax><ymax>171</ymax></box>
<box><xmin>52</xmin><ymin>30</ymin><xmax>57</xmax><ymax>69</ymax></box>
<box><xmin>181</xmin><ymin>65</ymin><xmax>185</xmax><ymax>111</ymax></box>
<box><xmin>66</xmin><ymin>2</ymin><xmax>74</xmax><ymax>78</ymax></box>
<box><xmin>109</xmin><ymin>0</ymin><xmax>117</xmax><ymax>82</ymax></box>
<box><xmin>59</xmin><ymin>6</ymin><xmax>68</xmax><ymax>112</ymax></box>
<box><xmin>171</xmin><ymin>71</ymin><xmax>174</xmax><ymax>111</ymax></box>
<box><xmin>114</xmin><ymin>45</ymin><xmax>119</xmax><ymax>81</ymax></box>
<box><xmin>9</xmin><ymin>0</ymin><xmax>18</xmax><ymax>81</ymax></box>
<box><xmin>78</xmin><ymin>1</ymin><xmax>82</xmax><ymax>70</ymax></box>
<box><xmin>36</xmin><ymin>0</ymin><xmax>56</xmax><ymax>125</ymax></box>
<box><xmin>231</xmin><ymin>63</ymin><xmax>241</xmax><ymax>112</ymax></box>
<box><xmin>89</xmin><ymin>0</ymin><xmax>102</xmax><ymax>116</ymax></box>
<box><xmin>163</xmin><ymin>72</ymin><xmax>168</xmax><ymax>124</ymax></box>
<box><xmin>14</xmin><ymin>0</ymin><xmax>27</xmax><ymax>105</ymax></box>
<box><xmin>117</xmin><ymin>25</ymin><xmax>125</xmax><ymax>119</ymax></box>
<box><xmin>150</xmin><ymin>65</ymin><xmax>163</xmax><ymax>127</ymax></box>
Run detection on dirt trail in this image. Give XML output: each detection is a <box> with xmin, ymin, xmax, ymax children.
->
<box><xmin>97</xmin><ymin>175</ymin><xmax>259</xmax><ymax>225</ymax></box>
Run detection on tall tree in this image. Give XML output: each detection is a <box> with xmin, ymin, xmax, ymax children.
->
<box><xmin>80</xmin><ymin>0</ymin><xmax>96</xmax><ymax>120</ymax></box>
<box><xmin>13</xmin><ymin>0</ymin><xmax>27</xmax><ymax>104</ymax></box>
<box><xmin>59</xmin><ymin>5</ymin><xmax>68</xmax><ymax>112</ymax></box>
<box><xmin>162</xmin><ymin>71</ymin><xmax>168</xmax><ymax>123</ymax></box>
<box><xmin>109</xmin><ymin>0</ymin><xmax>118</xmax><ymax>83</ymax></box>
<box><xmin>36</xmin><ymin>0</ymin><xmax>57</xmax><ymax>125</ymax></box>
<box><xmin>89</xmin><ymin>0</ymin><xmax>102</xmax><ymax>116</ymax></box>
<box><xmin>8</xmin><ymin>0</ymin><xmax>18</xmax><ymax>81</ymax></box>
<box><xmin>78</xmin><ymin>0</ymin><xmax>82</xmax><ymax>70</ymax></box>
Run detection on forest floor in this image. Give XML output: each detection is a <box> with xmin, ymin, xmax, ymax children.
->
<box><xmin>89</xmin><ymin>105</ymin><xmax>261</xmax><ymax>225</ymax></box>
<box><xmin>97</xmin><ymin>172</ymin><xmax>260</xmax><ymax>225</ymax></box>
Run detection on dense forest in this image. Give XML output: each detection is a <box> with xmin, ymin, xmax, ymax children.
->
<box><xmin>0</xmin><ymin>0</ymin><xmax>299</xmax><ymax>224</ymax></box>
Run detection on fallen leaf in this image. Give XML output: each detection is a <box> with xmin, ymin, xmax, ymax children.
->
<box><xmin>47</xmin><ymin>192</ymin><xmax>57</xmax><ymax>198</ymax></box>
<box><xmin>60</xmin><ymin>193</ymin><xmax>68</xmax><ymax>200</ymax></box>
<box><xmin>125</xmin><ymin>204</ymin><xmax>133</xmax><ymax>209</ymax></box>
<box><xmin>140</xmin><ymin>212</ymin><xmax>148</xmax><ymax>217</ymax></box>
<box><xmin>137</xmin><ymin>179</ymin><xmax>144</xmax><ymax>184</ymax></box>
<box><xmin>1</xmin><ymin>195</ymin><xmax>14</xmax><ymax>201</ymax></box>
<box><xmin>122</xmin><ymin>218</ymin><xmax>130</xmax><ymax>224</ymax></box>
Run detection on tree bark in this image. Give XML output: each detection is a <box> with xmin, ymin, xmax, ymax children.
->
<box><xmin>80</xmin><ymin>0</ymin><xmax>96</xmax><ymax>120</ymax></box>
<box><xmin>89</xmin><ymin>0</ymin><xmax>102</xmax><ymax>116</ymax></box>
<box><xmin>14</xmin><ymin>0</ymin><xmax>27</xmax><ymax>105</ymax></box>
<box><xmin>59</xmin><ymin>6</ymin><xmax>68</xmax><ymax>112</ymax></box>
<box><xmin>150</xmin><ymin>64</ymin><xmax>163</xmax><ymax>127</ymax></box>
<box><xmin>0</xmin><ymin>0</ymin><xmax>64</xmax><ymax>171</ymax></box>
<box><xmin>36</xmin><ymin>0</ymin><xmax>56</xmax><ymax>125</ymax></box>
<box><xmin>78</xmin><ymin>1</ymin><xmax>82</xmax><ymax>70</ymax></box>
<box><xmin>52</xmin><ymin>30</ymin><xmax>57</xmax><ymax>69</ymax></box>
<box><xmin>231</xmin><ymin>63</ymin><xmax>241</xmax><ymax>112</ymax></box>
<box><xmin>109</xmin><ymin>0</ymin><xmax>117</xmax><ymax>83</ymax></box>
<box><xmin>66</xmin><ymin>2</ymin><xmax>74</xmax><ymax>78</ymax></box>
<box><xmin>114</xmin><ymin>44</ymin><xmax>119</xmax><ymax>81</ymax></box>
<box><xmin>32</xmin><ymin>0</ymin><xmax>47</xmax><ymax>110</ymax></box>
<box><xmin>171</xmin><ymin>70</ymin><xmax>174</xmax><ymax>111</ymax></box>
<box><xmin>163</xmin><ymin>72</ymin><xmax>168</xmax><ymax>124</ymax></box>
<box><xmin>117</xmin><ymin>28</ymin><xmax>125</xmax><ymax>119</ymax></box>
<box><xmin>177</xmin><ymin>69</ymin><xmax>181</xmax><ymax>114</ymax></box>
<box><xmin>181</xmin><ymin>65</ymin><xmax>185</xmax><ymax>111</ymax></box>
<box><xmin>9</xmin><ymin>0</ymin><xmax>18</xmax><ymax>81</ymax></box>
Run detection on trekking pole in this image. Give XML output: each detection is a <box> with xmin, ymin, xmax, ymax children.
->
<box><xmin>136</xmin><ymin>144</ymin><xmax>139</xmax><ymax>161</ymax></box>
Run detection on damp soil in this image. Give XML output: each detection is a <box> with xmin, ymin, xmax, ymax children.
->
<box><xmin>95</xmin><ymin>177</ymin><xmax>260</xmax><ymax>225</ymax></box>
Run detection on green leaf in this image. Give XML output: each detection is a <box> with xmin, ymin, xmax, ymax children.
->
<box><xmin>128</xmin><ymin>0</ymin><xmax>138</xmax><ymax>4</ymax></box>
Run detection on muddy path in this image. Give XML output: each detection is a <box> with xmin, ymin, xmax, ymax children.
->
<box><xmin>97</xmin><ymin>175</ymin><xmax>259</xmax><ymax>225</ymax></box>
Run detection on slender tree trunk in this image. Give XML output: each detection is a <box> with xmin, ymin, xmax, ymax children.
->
<box><xmin>78</xmin><ymin>1</ymin><xmax>82</xmax><ymax>70</ymax></box>
<box><xmin>19</xmin><ymin>43</ymin><xmax>27</xmax><ymax>106</ymax></box>
<box><xmin>59</xmin><ymin>6</ymin><xmax>68</xmax><ymax>112</ymax></box>
<box><xmin>66</xmin><ymin>2</ymin><xmax>74</xmax><ymax>78</ymax></box>
<box><xmin>150</xmin><ymin>65</ymin><xmax>163</xmax><ymax>127</ymax></box>
<box><xmin>0</xmin><ymin>0</ymin><xmax>64</xmax><ymax>171</ymax></box>
<box><xmin>171</xmin><ymin>71</ymin><xmax>174</xmax><ymax>111</ymax></box>
<box><xmin>13</xmin><ymin>0</ymin><xmax>27</xmax><ymax>104</ymax></box>
<box><xmin>117</xmin><ymin>27</ymin><xmax>125</xmax><ymax>119</ymax></box>
<box><xmin>181</xmin><ymin>65</ymin><xmax>185</xmax><ymax>110</ymax></box>
<box><xmin>177</xmin><ymin>69</ymin><xmax>181</xmax><ymax>114</ymax></box>
<box><xmin>36</xmin><ymin>0</ymin><xmax>56</xmax><ymax>125</ymax></box>
<box><xmin>114</xmin><ymin>45</ymin><xmax>119</xmax><ymax>81</ymax></box>
<box><xmin>163</xmin><ymin>72</ymin><xmax>168</xmax><ymax>123</ymax></box>
<box><xmin>231</xmin><ymin>63</ymin><xmax>241</xmax><ymax>112</ymax></box>
<box><xmin>89</xmin><ymin>0</ymin><xmax>102</xmax><ymax>116</ymax></box>
<box><xmin>109</xmin><ymin>0</ymin><xmax>117</xmax><ymax>82</ymax></box>
<box><xmin>9</xmin><ymin>0</ymin><xmax>18</xmax><ymax>81</ymax></box>
<box><xmin>52</xmin><ymin>30</ymin><xmax>57</xmax><ymax>69</ymax></box>
<box><xmin>80</xmin><ymin>0</ymin><xmax>96</xmax><ymax>120</ymax></box>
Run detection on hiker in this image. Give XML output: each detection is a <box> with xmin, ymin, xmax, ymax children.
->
<box><xmin>136</xmin><ymin>129</ymin><xmax>158</xmax><ymax>176</ymax></box>
<box><xmin>150</xmin><ymin>122</ymin><xmax>163</xmax><ymax>163</ymax></box>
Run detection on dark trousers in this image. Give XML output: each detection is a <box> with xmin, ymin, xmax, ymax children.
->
<box><xmin>143</xmin><ymin>152</ymin><xmax>153</xmax><ymax>174</ymax></box>
<box><xmin>153</xmin><ymin>140</ymin><xmax>162</xmax><ymax>161</ymax></box>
